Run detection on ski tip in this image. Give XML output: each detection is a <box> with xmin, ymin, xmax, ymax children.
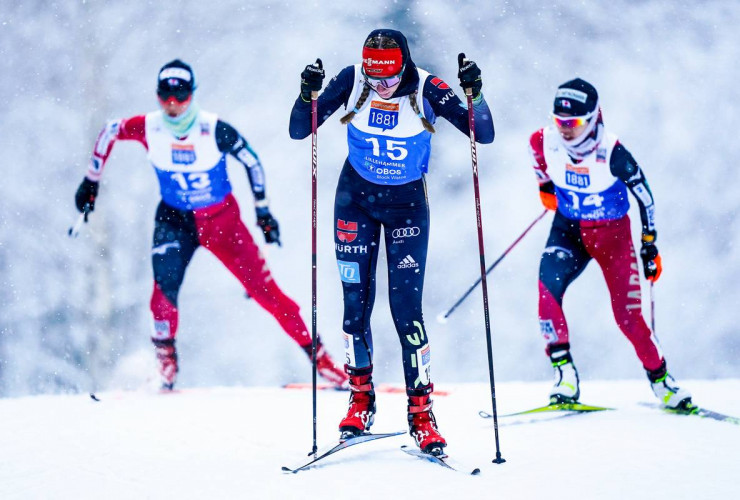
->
<box><xmin>89</xmin><ymin>393</ymin><xmax>100</xmax><ymax>402</ymax></box>
<box><xmin>471</xmin><ymin>468</ymin><xmax>481</xmax><ymax>475</ymax></box>
<box><xmin>435</xmin><ymin>312</ymin><xmax>448</xmax><ymax>324</ymax></box>
<box><xmin>280</xmin><ymin>466</ymin><xmax>293</xmax><ymax>473</ymax></box>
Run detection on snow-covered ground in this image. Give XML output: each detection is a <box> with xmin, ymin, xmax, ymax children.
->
<box><xmin>1</xmin><ymin>379</ymin><xmax>738</xmax><ymax>499</ymax></box>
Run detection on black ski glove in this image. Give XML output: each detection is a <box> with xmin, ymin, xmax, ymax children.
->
<box><xmin>639</xmin><ymin>239</ymin><xmax>662</xmax><ymax>282</ymax></box>
<box><xmin>257</xmin><ymin>210</ymin><xmax>281</xmax><ymax>246</ymax></box>
<box><xmin>457</xmin><ymin>53</ymin><xmax>483</xmax><ymax>99</ymax></box>
<box><xmin>75</xmin><ymin>177</ymin><xmax>99</xmax><ymax>213</ymax></box>
<box><xmin>300</xmin><ymin>59</ymin><xmax>324</xmax><ymax>102</ymax></box>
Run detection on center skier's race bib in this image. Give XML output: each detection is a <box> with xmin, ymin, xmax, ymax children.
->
<box><xmin>346</xmin><ymin>66</ymin><xmax>432</xmax><ymax>185</ymax></box>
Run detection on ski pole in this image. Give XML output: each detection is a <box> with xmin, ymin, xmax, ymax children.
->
<box><xmin>459</xmin><ymin>53</ymin><xmax>505</xmax><ymax>464</ymax></box>
<box><xmin>437</xmin><ymin>209</ymin><xmax>548</xmax><ymax>323</ymax></box>
<box><xmin>309</xmin><ymin>58</ymin><xmax>322</xmax><ymax>459</ymax></box>
<box><xmin>68</xmin><ymin>204</ymin><xmax>91</xmax><ymax>238</ymax></box>
<box><xmin>649</xmin><ymin>281</ymin><xmax>655</xmax><ymax>334</ymax></box>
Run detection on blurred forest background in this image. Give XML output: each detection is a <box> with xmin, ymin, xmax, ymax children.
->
<box><xmin>1</xmin><ymin>0</ymin><xmax>738</xmax><ymax>396</ymax></box>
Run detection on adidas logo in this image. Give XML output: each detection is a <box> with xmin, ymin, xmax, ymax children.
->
<box><xmin>397</xmin><ymin>255</ymin><xmax>419</xmax><ymax>269</ymax></box>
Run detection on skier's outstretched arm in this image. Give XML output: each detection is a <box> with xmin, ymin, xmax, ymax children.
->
<box><xmin>74</xmin><ymin>115</ymin><xmax>147</xmax><ymax>214</ymax></box>
<box><xmin>288</xmin><ymin>65</ymin><xmax>355</xmax><ymax>140</ymax></box>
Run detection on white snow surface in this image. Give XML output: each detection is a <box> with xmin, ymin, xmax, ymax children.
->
<box><xmin>2</xmin><ymin>379</ymin><xmax>738</xmax><ymax>499</ymax></box>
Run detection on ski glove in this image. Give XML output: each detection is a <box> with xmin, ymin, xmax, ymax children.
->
<box><xmin>457</xmin><ymin>53</ymin><xmax>483</xmax><ymax>99</ymax></box>
<box><xmin>257</xmin><ymin>210</ymin><xmax>281</xmax><ymax>246</ymax></box>
<box><xmin>539</xmin><ymin>181</ymin><xmax>558</xmax><ymax>211</ymax></box>
<box><xmin>75</xmin><ymin>177</ymin><xmax>99</xmax><ymax>213</ymax></box>
<box><xmin>640</xmin><ymin>240</ymin><xmax>662</xmax><ymax>282</ymax></box>
<box><xmin>300</xmin><ymin>59</ymin><xmax>324</xmax><ymax>102</ymax></box>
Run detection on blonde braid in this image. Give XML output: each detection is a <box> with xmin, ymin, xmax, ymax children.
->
<box><xmin>340</xmin><ymin>84</ymin><xmax>372</xmax><ymax>125</ymax></box>
<box><xmin>409</xmin><ymin>90</ymin><xmax>435</xmax><ymax>133</ymax></box>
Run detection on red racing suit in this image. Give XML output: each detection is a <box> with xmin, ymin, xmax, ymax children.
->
<box><xmin>529</xmin><ymin>122</ymin><xmax>663</xmax><ymax>371</ymax></box>
<box><xmin>87</xmin><ymin>110</ymin><xmax>312</xmax><ymax>349</ymax></box>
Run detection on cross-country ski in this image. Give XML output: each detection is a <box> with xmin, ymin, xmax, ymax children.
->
<box><xmin>479</xmin><ymin>401</ymin><xmax>613</xmax><ymax>419</ymax></box>
<box><xmin>400</xmin><ymin>445</ymin><xmax>481</xmax><ymax>475</ymax></box>
<box><xmin>282</xmin><ymin>431</ymin><xmax>404</xmax><ymax>473</ymax></box>
<box><xmin>640</xmin><ymin>402</ymin><xmax>740</xmax><ymax>426</ymax></box>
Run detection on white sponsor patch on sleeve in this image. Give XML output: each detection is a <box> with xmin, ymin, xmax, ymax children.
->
<box><xmin>633</xmin><ymin>183</ymin><xmax>654</xmax><ymax>207</ymax></box>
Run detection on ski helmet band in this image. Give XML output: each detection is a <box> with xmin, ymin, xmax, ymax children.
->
<box><xmin>362</xmin><ymin>47</ymin><xmax>404</xmax><ymax>78</ymax></box>
<box><xmin>159</xmin><ymin>67</ymin><xmax>192</xmax><ymax>83</ymax></box>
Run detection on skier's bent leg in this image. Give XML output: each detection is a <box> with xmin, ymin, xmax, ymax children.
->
<box><xmin>150</xmin><ymin>204</ymin><xmax>198</xmax><ymax>389</ymax></box>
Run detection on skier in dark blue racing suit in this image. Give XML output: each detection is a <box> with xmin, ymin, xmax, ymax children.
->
<box><xmin>289</xmin><ymin>29</ymin><xmax>494</xmax><ymax>454</ymax></box>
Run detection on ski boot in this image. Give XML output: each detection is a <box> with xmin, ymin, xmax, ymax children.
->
<box><xmin>549</xmin><ymin>349</ymin><xmax>580</xmax><ymax>404</ymax></box>
<box><xmin>647</xmin><ymin>360</ymin><xmax>692</xmax><ymax>409</ymax></box>
<box><xmin>152</xmin><ymin>338</ymin><xmax>178</xmax><ymax>391</ymax></box>
<box><xmin>408</xmin><ymin>385</ymin><xmax>447</xmax><ymax>456</ymax></box>
<box><xmin>306</xmin><ymin>342</ymin><xmax>348</xmax><ymax>388</ymax></box>
<box><xmin>338</xmin><ymin>366</ymin><xmax>375</xmax><ymax>440</ymax></box>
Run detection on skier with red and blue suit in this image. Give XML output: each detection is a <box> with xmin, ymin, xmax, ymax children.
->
<box><xmin>530</xmin><ymin>77</ymin><xmax>691</xmax><ymax>409</ymax></box>
<box><xmin>74</xmin><ymin>59</ymin><xmax>347</xmax><ymax>390</ymax></box>
<box><xmin>289</xmin><ymin>29</ymin><xmax>494</xmax><ymax>454</ymax></box>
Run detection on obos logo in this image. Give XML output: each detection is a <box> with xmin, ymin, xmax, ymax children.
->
<box><xmin>337</xmin><ymin>219</ymin><xmax>358</xmax><ymax>243</ymax></box>
<box><xmin>391</xmin><ymin>227</ymin><xmax>420</xmax><ymax>239</ymax></box>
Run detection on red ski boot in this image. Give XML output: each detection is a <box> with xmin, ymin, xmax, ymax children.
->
<box><xmin>152</xmin><ymin>339</ymin><xmax>178</xmax><ymax>390</ymax></box>
<box><xmin>338</xmin><ymin>367</ymin><xmax>375</xmax><ymax>440</ymax></box>
<box><xmin>408</xmin><ymin>387</ymin><xmax>447</xmax><ymax>455</ymax></box>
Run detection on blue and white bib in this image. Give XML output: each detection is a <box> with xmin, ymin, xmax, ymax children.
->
<box><xmin>543</xmin><ymin>128</ymin><xmax>629</xmax><ymax>221</ymax></box>
<box><xmin>346</xmin><ymin>65</ymin><xmax>432</xmax><ymax>185</ymax></box>
<box><xmin>145</xmin><ymin>110</ymin><xmax>232</xmax><ymax>210</ymax></box>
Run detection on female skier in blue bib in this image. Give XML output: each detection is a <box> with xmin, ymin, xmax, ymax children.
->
<box><xmin>289</xmin><ymin>29</ymin><xmax>494</xmax><ymax>454</ymax></box>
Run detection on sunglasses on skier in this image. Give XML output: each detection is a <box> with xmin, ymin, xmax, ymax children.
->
<box><xmin>551</xmin><ymin>111</ymin><xmax>595</xmax><ymax>129</ymax></box>
<box><xmin>364</xmin><ymin>74</ymin><xmax>403</xmax><ymax>92</ymax></box>
<box><xmin>157</xmin><ymin>87</ymin><xmax>192</xmax><ymax>102</ymax></box>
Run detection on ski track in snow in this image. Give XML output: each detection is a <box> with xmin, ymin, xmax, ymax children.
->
<box><xmin>1</xmin><ymin>380</ymin><xmax>738</xmax><ymax>499</ymax></box>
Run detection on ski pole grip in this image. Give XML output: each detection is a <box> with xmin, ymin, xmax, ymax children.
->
<box><xmin>458</xmin><ymin>53</ymin><xmax>466</xmax><ymax>69</ymax></box>
<box><xmin>311</xmin><ymin>58</ymin><xmax>323</xmax><ymax>100</ymax></box>
<box><xmin>457</xmin><ymin>53</ymin><xmax>473</xmax><ymax>97</ymax></box>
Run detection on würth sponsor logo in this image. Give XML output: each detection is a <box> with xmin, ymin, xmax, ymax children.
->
<box><xmin>335</xmin><ymin>243</ymin><xmax>368</xmax><ymax>254</ymax></box>
<box><xmin>337</xmin><ymin>219</ymin><xmax>358</xmax><ymax>243</ymax></box>
<box><xmin>397</xmin><ymin>255</ymin><xmax>419</xmax><ymax>269</ymax></box>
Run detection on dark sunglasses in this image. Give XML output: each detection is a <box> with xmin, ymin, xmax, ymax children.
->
<box><xmin>157</xmin><ymin>87</ymin><xmax>192</xmax><ymax>102</ymax></box>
